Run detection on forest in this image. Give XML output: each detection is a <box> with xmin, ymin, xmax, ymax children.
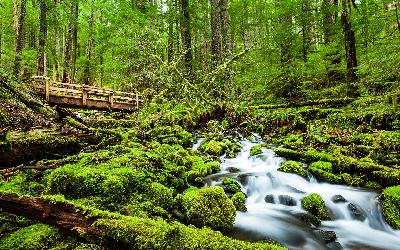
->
<box><xmin>0</xmin><ymin>0</ymin><xmax>400</xmax><ymax>249</ymax></box>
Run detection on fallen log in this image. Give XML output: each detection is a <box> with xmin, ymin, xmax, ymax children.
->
<box><xmin>0</xmin><ymin>193</ymin><xmax>101</xmax><ymax>239</ymax></box>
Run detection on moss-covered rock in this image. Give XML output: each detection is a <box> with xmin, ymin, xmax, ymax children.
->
<box><xmin>278</xmin><ymin>161</ymin><xmax>308</xmax><ymax>178</ymax></box>
<box><xmin>301</xmin><ymin>193</ymin><xmax>330</xmax><ymax>223</ymax></box>
<box><xmin>274</xmin><ymin>147</ymin><xmax>303</xmax><ymax>161</ymax></box>
<box><xmin>221</xmin><ymin>177</ymin><xmax>242</xmax><ymax>194</ymax></box>
<box><xmin>181</xmin><ymin>187</ymin><xmax>236</xmax><ymax>231</ymax></box>
<box><xmin>381</xmin><ymin>186</ymin><xmax>400</xmax><ymax>229</ymax></box>
<box><xmin>250</xmin><ymin>145</ymin><xmax>263</xmax><ymax>156</ymax></box>
<box><xmin>308</xmin><ymin>161</ymin><xmax>341</xmax><ymax>184</ymax></box>
<box><xmin>0</xmin><ymin>224</ymin><xmax>62</xmax><ymax>250</ymax></box>
<box><xmin>199</xmin><ymin>138</ymin><xmax>241</xmax><ymax>158</ymax></box>
<box><xmin>231</xmin><ymin>192</ymin><xmax>247</xmax><ymax>212</ymax></box>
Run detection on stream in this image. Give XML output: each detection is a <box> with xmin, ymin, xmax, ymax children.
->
<box><xmin>193</xmin><ymin>136</ymin><xmax>400</xmax><ymax>250</ymax></box>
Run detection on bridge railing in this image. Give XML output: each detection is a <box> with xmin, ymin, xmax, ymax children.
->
<box><xmin>32</xmin><ymin>76</ymin><xmax>143</xmax><ymax>110</ymax></box>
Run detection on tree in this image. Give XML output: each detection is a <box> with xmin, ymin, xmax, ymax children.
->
<box><xmin>181</xmin><ymin>0</ymin><xmax>193</xmax><ymax>79</ymax></box>
<box><xmin>341</xmin><ymin>0</ymin><xmax>358</xmax><ymax>81</ymax></box>
<box><xmin>13</xmin><ymin>0</ymin><xmax>27</xmax><ymax>78</ymax></box>
<box><xmin>210</xmin><ymin>0</ymin><xmax>221</xmax><ymax>67</ymax></box>
<box><xmin>37</xmin><ymin>0</ymin><xmax>47</xmax><ymax>76</ymax></box>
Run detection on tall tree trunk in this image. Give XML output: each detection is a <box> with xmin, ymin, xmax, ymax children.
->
<box><xmin>396</xmin><ymin>2</ymin><xmax>400</xmax><ymax>33</ymax></box>
<box><xmin>180</xmin><ymin>0</ymin><xmax>193</xmax><ymax>79</ymax></box>
<box><xmin>0</xmin><ymin>16</ymin><xmax>3</xmax><ymax>61</ymax></box>
<box><xmin>13</xmin><ymin>0</ymin><xmax>27</xmax><ymax>78</ymax></box>
<box><xmin>12</xmin><ymin>0</ymin><xmax>19</xmax><ymax>47</ymax></box>
<box><xmin>322</xmin><ymin>0</ymin><xmax>336</xmax><ymax>44</ymax></box>
<box><xmin>210</xmin><ymin>0</ymin><xmax>221</xmax><ymax>67</ymax></box>
<box><xmin>83</xmin><ymin>5</ymin><xmax>94</xmax><ymax>85</ymax></box>
<box><xmin>37</xmin><ymin>0</ymin><xmax>47</xmax><ymax>76</ymax></box>
<box><xmin>341</xmin><ymin>0</ymin><xmax>358</xmax><ymax>81</ymax></box>
<box><xmin>167</xmin><ymin>0</ymin><xmax>174</xmax><ymax>63</ymax></box>
<box><xmin>71</xmin><ymin>1</ymin><xmax>79</xmax><ymax>83</ymax></box>
<box><xmin>301</xmin><ymin>0</ymin><xmax>312</xmax><ymax>62</ymax></box>
<box><xmin>62</xmin><ymin>1</ymin><xmax>77</xmax><ymax>83</ymax></box>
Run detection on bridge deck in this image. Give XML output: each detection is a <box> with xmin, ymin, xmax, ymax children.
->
<box><xmin>32</xmin><ymin>76</ymin><xmax>142</xmax><ymax>111</ymax></box>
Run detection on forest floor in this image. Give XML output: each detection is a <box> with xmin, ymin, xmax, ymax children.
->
<box><xmin>1</xmin><ymin>75</ymin><xmax>400</xmax><ymax>249</ymax></box>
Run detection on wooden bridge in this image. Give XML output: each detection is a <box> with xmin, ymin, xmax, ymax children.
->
<box><xmin>32</xmin><ymin>76</ymin><xmax>143</xmax><ymax>112</ymax></box>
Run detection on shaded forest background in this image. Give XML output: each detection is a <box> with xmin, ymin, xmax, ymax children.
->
<box><xmin>0</xmin><ymin>0</ymin><xmax>399</xmax><ymax>101</ymax></box>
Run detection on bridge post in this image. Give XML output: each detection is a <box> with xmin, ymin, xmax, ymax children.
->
<box><xmin>109</xmin><ymin>92</ymin><xmax>114</xmax><ymax>109</ymax></box>
<box><xmin>45</xmin><ymin>79</ymin><xmax>50</xmax><ymax>101</ymax></box>
<box><xmin>136</xmin><ymin>92</ymin><xmax>139</xmax><ymax>110</ymax></box>
<box><xmin>82</xmin><ymin>87</ymin><xmax>88</xmax><ymax>106</ymax></box>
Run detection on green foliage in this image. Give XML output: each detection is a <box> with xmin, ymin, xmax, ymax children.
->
<box><xmin>181</xmin><ymin>187</ymin><xmax>236</xmax><ymax>231</ymax></box>
<box><xmin>301</xmin><ymin>193</ymin><xmax>330</xmax><ymax>222</ymax></box>
<box><xmin>274</xmin><ymin>147</ymin><xmax>303</xmax><ymax>161</ymax></box>
<box><xmin>146</xmin><ymin>125</ymin><xmax>195</xmax><ymax>148</ymax></box>
<box><xmin>221</xmin><ymin>178</ymin><xmax>242</xmax><ymax>194</ymax></box>
<box><xmin>381</xmin><ymin>186</ymin><xmax>400</xmax><ymax>229</ymax></box>
<box><xmin>231</xmin><ymin>192</ymin><xmax>247</xmax><ymax>212</ymax></box>
<box><xmin>278</xmin><ymin>161</ymin><xmax>308</xmax><ymax>178</ymax></box>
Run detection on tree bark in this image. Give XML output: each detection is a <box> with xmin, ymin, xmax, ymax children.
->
<box><xmin>13</xmin><ymin>0</ymin><xmax>27</xmax><ymax>78</ymax></box>
<box><xmin>301</xmin><ymin>0</ymin><xmax>312</xmax><ymax>62</ymax></box>
<box><xmin>71</xmin><ymin>1</ymin><xmax>79</xmax><ymax>83</ymax></box>
<box><xmin>37</xmin><ymin>0</ymin><xmax>47</xmax><ymax>76</ymax></box>
<box><xmin>180</xmin><ymin>0</ymin><xmax>193</xmax><ymax>79</ymax></box>
<box><xmin>83</xmin><ymin>6</ymin><xmax>94</xmax><ymax>85</ymax></box>
<box><xmin>396</xmin><ymin>2</ymin><xmax>400</xmax><ymax>33</ymax></box>
<box><xmin>0</xmin><ymin>193</ymin><xmax>101</xmax><ymax>238</ymax></box>
<box><xmin>12</xmin><ymin>0</ymin><xmax>19</xmax><ymax>46</ymax></box>
<box><xmin>167</xmin><ymin>0</ymin><xmax>174</xmax><ymax>63</ymax></box>
<box><xmin>62</xmin><ymin>0</ymin><xmax>78</xmax><ymax>83</ymax></box>
<box><xmin>0</xmin><ymin>15</ymin><xmax>3</xmax><ymax>60</ymax></box>
<box><xmin>210</xmin><ymin>0</ymin><xmax>221</xmax><ymax>67</ymax></box>
<box><xmin>341</xmin><ymin>0</ymin><xmax>358</xmax><ymax>81</ymax></box>
<box><xmin>322</xmin><ymin>0</ymin><xmax>336</xmax><ymax>44</ymax></box>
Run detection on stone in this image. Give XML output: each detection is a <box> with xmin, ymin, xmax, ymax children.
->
<box><xmin>264</xmin><ymin>194</ymin><xmax>275</xmax><ymax>204</ymax></box>
<box><xmin>332</xmin><ymin>195</ymin><xmax>347</xmax><ymax>203</ymax></box>
<box><xmin>315</xmin><ymin>229</ymin><xmax>337</xmax><ymax>243</ymax></box>
<box><xmin>347</xmin><ymin>203</ymin><xmax>366</xmax><ymax>221</ymax></box>
<box><xmin>226</xmin><ymin>167</ymin><xmax>241</xmax><ymax>173</ymax></box>
<box><xmin>278</xmin><ymin>195</ymin><xmax>297</xmax><ymax>206</ymax></box>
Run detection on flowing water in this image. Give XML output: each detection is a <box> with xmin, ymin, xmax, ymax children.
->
<box><xmin>193</xmin><ymin>136</ymin><xmax>400</xmax><ymax>250</ymax></box>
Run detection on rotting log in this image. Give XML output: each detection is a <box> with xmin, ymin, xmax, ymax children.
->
<box><xmin>0</xmin><ymin>193</ymin><xmax>101</xmax><ymax>238</ymax></box>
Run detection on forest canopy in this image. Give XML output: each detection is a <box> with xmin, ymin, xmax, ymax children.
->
<box><xmin>1</xmin><ymin>0</ymin><xmax>399</xmax><ymax>101</ymax></box>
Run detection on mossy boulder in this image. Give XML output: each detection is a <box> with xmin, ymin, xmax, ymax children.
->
<box><xmin>231</xmin><ymin>192</ymin><xmax>247</xmax><ymax>212</ymax></box>
<box><xmin>199</xmin><ymin>139</ymin><xmax>241</xmax><ymax>158</ymax></box>
<box><xmin>0</xmin><ymin>224</ymin><xmax>62</xmax><ymax>250</ymax></box>
<box><xmin>250</xmin><ymin>145</ymin><xmax>263</xmax><ymax>156</ymax></box>
<box><xmin>309</xmin><ymin>161</ymin><xmax>341</xmax><ymax>184</ymax></box>
<box><xmin>301</xmin><ymin>193</ymin><xmax>330</xmax><ymax>223</ymax></box>
<box><xmin>187</xmin><ymin>161</ymin><xmax>220</xmax><ymax>182</ymax></box>
<box><xmin>381</xmin><ymin>186</ymin><xmax>400</xmax><ymax>229</ymax></box>
<box><xmin>274</xmin><ymin>147</ymin><xmax>303</xmax><ymax>161</ymax></box>
<box><xmin>221</xmin><ymin>177</ymin><xmax>242</xmax><ymax>194</ymax></box>
<box><xmin>278</xmin><ymin>161</ymin><xmax>308</xmax><ymax>178</ymax></box>
<box><xmin>181</xmin><ymin>187</ymin><xmax>236</xmax><ymax>231</ymax></box>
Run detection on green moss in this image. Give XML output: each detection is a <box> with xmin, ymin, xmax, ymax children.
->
<box><xmin>274</xmin><ymin>148</ymin><xmax>303</xmax><ymax>161</ymax></box>
<box><xmin>221</xmin><ymin>178</ymin><xmax>242</xmax><ymax>194</ymax></box>
<box><xmin>231</xmin><ymin>192</ymin><xmax>247</xmax><ymax>212</ymax></box>
<box><xmin>187</xmin><ymin>161</ymin><xmax>220</xmax><ymax>182</ymax></box>
<box><xmin>278</xmin><ymin>161</ymin><xmax>308</xmax><ymax>178</ymax></box>
<box><xmin>181</xmin><ymin>187</ymin><xmax>236</xmax><ymax>231</ymax></box>
<box><xmin>94</xmin><ymin>216</ymin><xmax>284</xmax><ymax>250</ymax></box>
<box><xmin>381</xmin><ymin>186</ymin><xmax>400</xmax><ymax>229</ymax></box>
<box><xmin>303</xmin><ymin>150</ymin><xmax>335</xmax><ymax>163</ymax></box>
<box><xmin>301</xmin><ymin>193</ymin><xmax>330</xmax><ymax>223</ymax></box>
<box><xmin>309</xmin><ymin>167</ymin><xmax>341</xmax><ymax>184</ymax></box>
<box><xmin>250</xmin><ymin>145</ymin><xmax>263</xmax><ymax>156</ymax></box>
<box><xmin>146</xmin><ymin>125</ymin><xmax>195</xmax><ymax>148</ymax></box>
<box><xmin>199</xmin><ymin>138</ymin><xmax>241</xmax><ymax>158</ymax></box>
<box><xmin>0</xmin><ymin>224</ymin><xmax>61</xmax><ymax>250</ymax></box>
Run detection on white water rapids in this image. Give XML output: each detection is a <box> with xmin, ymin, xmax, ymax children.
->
<box><xmin>193</xmin><ymin>136</ymin><xmax>400</xmax><ymax>250</ymax></box>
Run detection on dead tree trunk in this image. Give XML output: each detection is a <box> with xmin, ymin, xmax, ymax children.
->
<box><xmin>341</xmin><ymin>0</ymin><xmax>358</xmax><ymax>81</ymax></box>
<box><xmin>0</xmin><ymin>193</ymin><xmax>101</xmax><ymax>237</ymax></box>
<box><xmin>37</xmin><ymin>0</ymin><xmax>47</xmax><ymax>76</ymax></box>
<box><xmin>13</xmin><ymin>0</ymin><xmax>27</xmax><ymax>78</ymax></box>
